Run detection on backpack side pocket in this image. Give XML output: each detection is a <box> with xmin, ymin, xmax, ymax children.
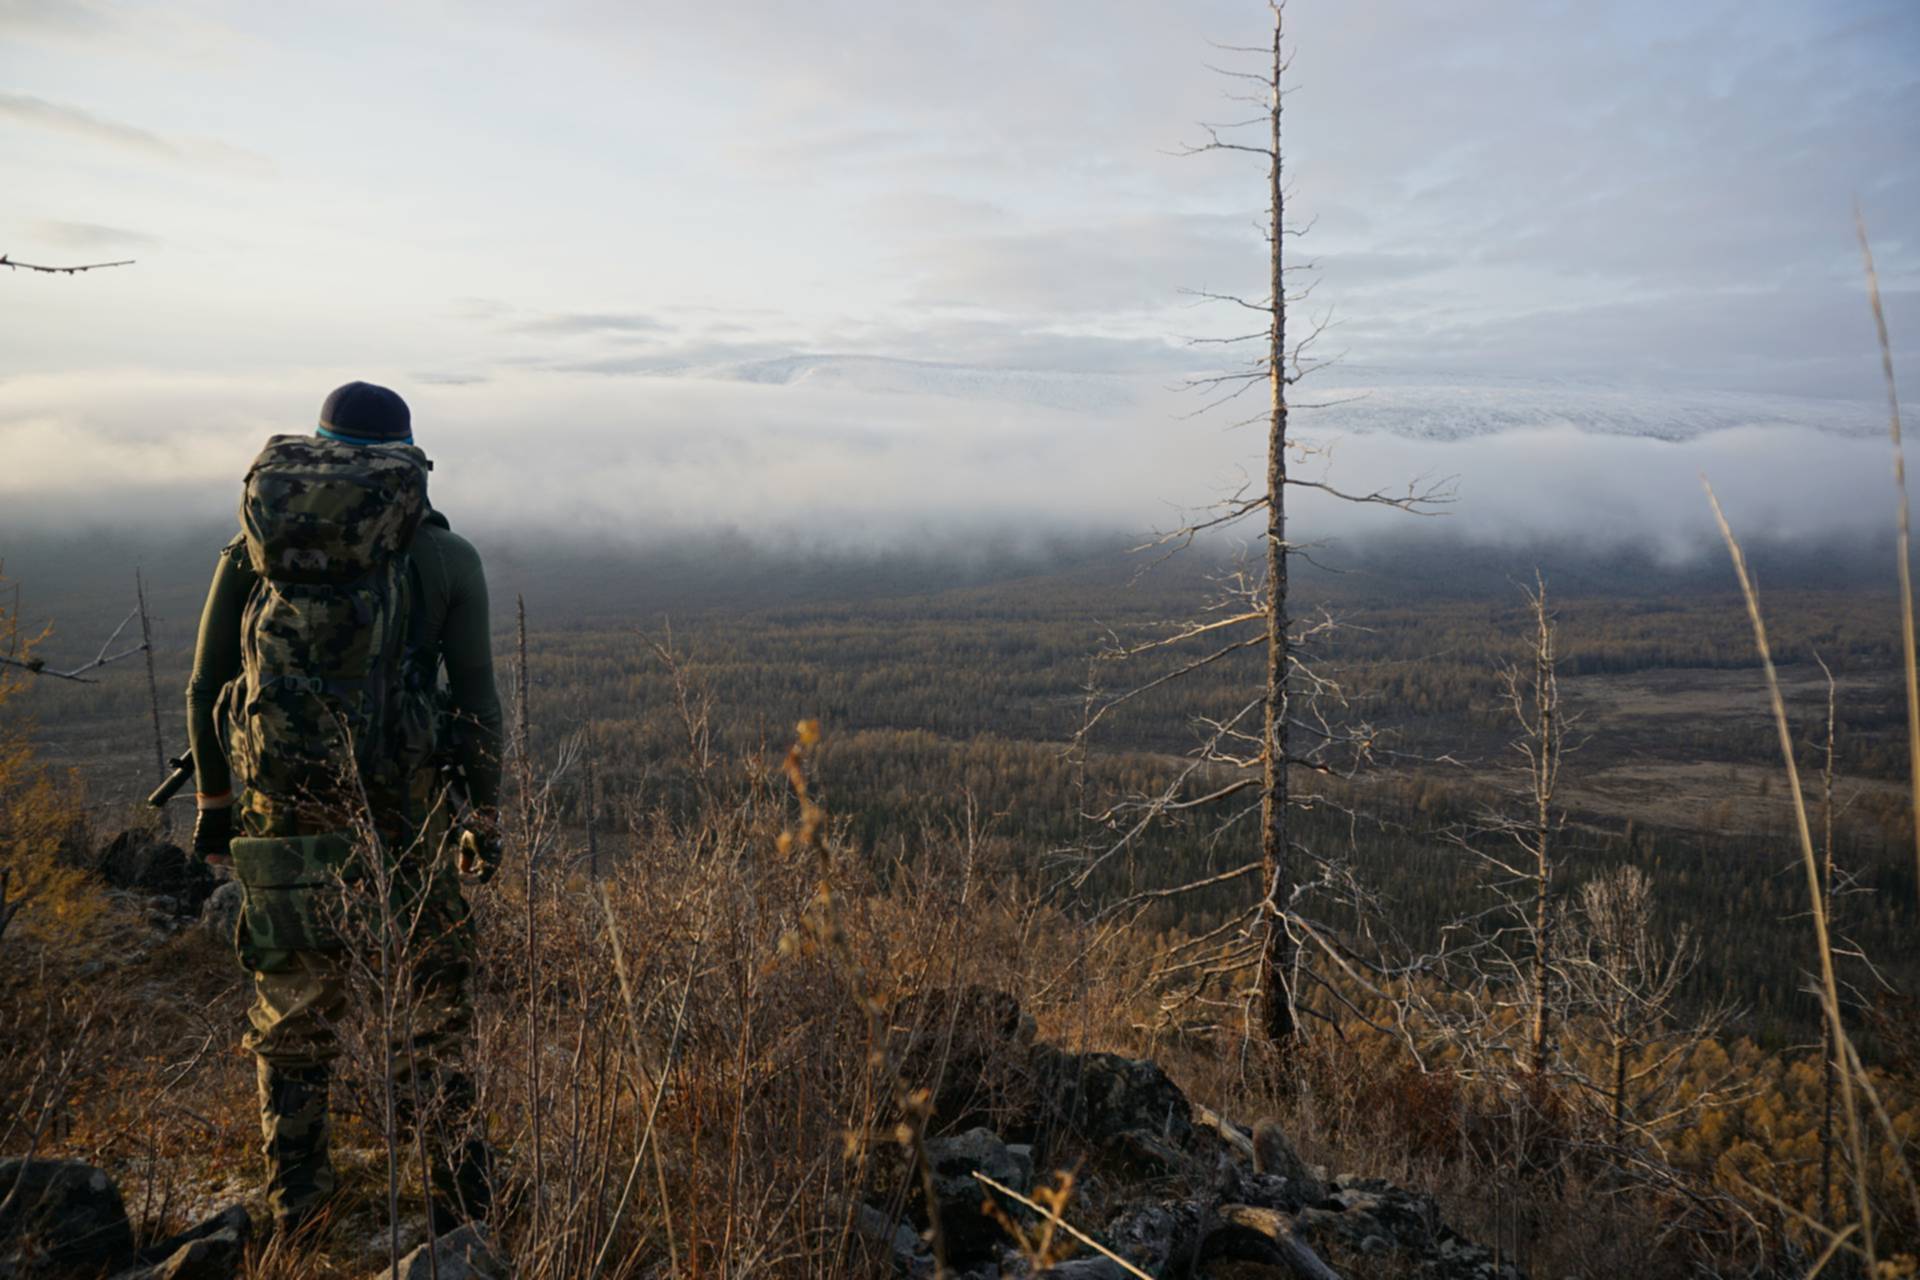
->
<box><xmin>230</xmin><ymin>832</ymin><xmax>356</xmax><ymax>956</ymax></box>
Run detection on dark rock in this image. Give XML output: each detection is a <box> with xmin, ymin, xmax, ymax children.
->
<box><xmin>1216</xmin><ymin>1164</ymin><xmax>1320</xmax><ymax>1217</ymax></box>
<box><xmin>1098</xmin><ymin>1199</ymin><xmax>1204</xmax><ymax>1275</ymax></box>
<box><xmin>1041</xmin><ymin>1049</ymin><xmax>1193</xmax><ymax>1146</ymax></box>
<box><xmin>1035</xmin><ymin>1261</ymin><xmax>1135</xmax><ymax>1278</ymax></box>
<box><xmin>116</xmin><ymin>1205</ymin><xmax>250</xmax><ymax>1280</ymax></box>
<box><xmin>110</xmin><ymin>1209</ymin><xmax>247</xmax><ymax>1280</ymax></box>
<box><xmin>0</xmin><ymin>1158</ymin><xmax>136</xmax><ymax>1279</ymax></box>
<box><xmin>853</xmin><ymin>1203</ymin><xmax>925</xmax><ymax>1274</ymax></box>
<box><xmin>920</xmin><ymin>1127</ymin><xmax>1030</xmax><ymax>1264</ymax></box>
<box><xmin>1097</xmin><ymin>1128</ymin><xmax>1188</xmax><ymax>1180</ymax></box>
<box><xmin>1251</xmin><ymin>1120</ymin><xmax>1329</xmax><ymax>1206</ymax></box>
<box><xmin>889</xmin><ymin>989</ymin><xmax>1203</xmax><ymax>1175</ymax></box>
<box><xmin>95</xmin><ymin>832</ymin><xmax>212</xmax><ymax>916</ymax></box>
<box><xmin>873</xmin><ymin>994</ymin><xmax>1522</xmax><ymax>1280</ymax></box>
<box><xmin>1294</xmin><ymin>1181</ymin><xmax>1524</xmax><ymax>1280</ymax></box>
<box><xmin>1202</xmin><ymin>1205</ymin><xmax>1342</xmax><ymax>1280</ymax></box>
<box><xmin>370</xmin><ymin>1223</ymin><xmax>504</xmax><ymax>1280</ymax></box>
<box><xmin>1030</xmin><ymin>1045</ymin><xmax>1199</xmax><ymax>1178</ymax></box>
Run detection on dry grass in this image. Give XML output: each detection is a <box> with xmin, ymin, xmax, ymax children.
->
<box><xmin>3</xmin><ymin>578</ymin><xmax>1916</xmax><ymax>1279</ymax></box>
<box><xmin>3</xmin><ymin>708</ymin><xmax>1912</xmax><ymax>1277</ymax></box>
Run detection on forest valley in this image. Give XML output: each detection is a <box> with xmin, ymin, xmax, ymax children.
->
<box><xmin>2</xmin><ymin>527</ymin><xmax>1916</xmax><ymax>1278</ymax></box>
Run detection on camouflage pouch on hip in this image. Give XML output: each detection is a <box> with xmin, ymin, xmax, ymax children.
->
<box><xmin>230</xmin><ymin>832</ymin><xmax>356</xmax><ymax>960</ymax></box>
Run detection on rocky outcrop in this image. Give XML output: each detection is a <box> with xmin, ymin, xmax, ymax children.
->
<box><xmin>865</xmin><ymin>990</ymin><xmax>1525</xmax><ymax>1280</ymax></box>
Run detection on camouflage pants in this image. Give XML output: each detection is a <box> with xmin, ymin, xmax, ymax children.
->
<box><xmin>236</xmin><ymin>814</ymin><xmax>482</xmax><ymax>1226</ymax></box>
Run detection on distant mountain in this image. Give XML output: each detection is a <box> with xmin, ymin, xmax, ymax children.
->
<box><xmin>1304</xmin><ymin>375</ymin><xmax>1886</xmax><ymax>443</ymax></box>
<box><xmin>703</xmin><ymin>353</ymin><xmax>1142</xmax><ymax>413</ymax></box>
<box><xmin>689</xmin><ymin>354</ymin><xmax>1882</xmax><ymax>443</ymax></box>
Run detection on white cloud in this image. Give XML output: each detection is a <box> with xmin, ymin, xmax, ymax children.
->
<box><xmin>1</xmin><ymin>0</ymin><xmax>1914</xmax><ymax>538</ymax></box>
<box><xmin>0</xmin><ymin>90</ymin><xmax>273</xmax><ymax>173</ymax></box>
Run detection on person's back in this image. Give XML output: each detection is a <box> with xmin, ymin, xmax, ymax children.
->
<box><xmin>184</xmin><ymin>381</ymin><xmax>503</xmax><ymax>1236</ymax></box>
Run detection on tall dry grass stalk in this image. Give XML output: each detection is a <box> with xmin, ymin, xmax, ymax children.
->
<box><xmin>1854</xmin><ymin>209</ymin><xmax>1920</xmax><ymax>903</ymax></box>
<box><xmin>1704</xmin><ymin>480</ymin><xmax>1877</xmax><ymax>1271</ymax></box>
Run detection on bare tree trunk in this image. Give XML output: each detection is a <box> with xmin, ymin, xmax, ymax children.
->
<box><xmin>1527</xmin><ymin>585</ymin><xmax>1558</xmax><ymax>1076</ymax></box>
<box><xmin>584</xmin><ymin>725</ymin><xmax>599</xmax><ymax>880</ymax></box>
<box><xmin>516</xmin><ymin>594</ymin><xmax>532</xmax><ymax>804</ymax></box>
<box><xmin>135</xmin><ymin>571</ymin><xmax>165</xmax><ymax>781</ymax></box>
<box><xmin>1817</xmin><ymin>655</ymin><xmax>1838</xmax><ymax>1227</ymax></box>
<box><xmin>1258</xmin><ymin>0</ymin><xmax>1295</xmax><ymax>1050</ymax></box>
<box><xmin>1611</xmin><ymin>1036</ymin><xmax>1627</xmax><ymax>1148</ymax></box>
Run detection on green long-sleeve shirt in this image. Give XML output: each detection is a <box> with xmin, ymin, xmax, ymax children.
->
<box><xmin>184</xmin><ymin>510</ymin><xmax>504</xmax><ymax>816</ymax></box>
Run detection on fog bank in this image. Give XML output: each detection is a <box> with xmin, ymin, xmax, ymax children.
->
<box><xmin>0</xmin><ymin>367</ymin><xmax>1894</xmax><ymax>564</ymax></box>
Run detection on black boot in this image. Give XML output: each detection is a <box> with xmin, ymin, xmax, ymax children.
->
<box><xmin>404</xmin><ymin>1070</ymin><xmax>494</xmax><ymax>1231</ymax></box>
<box><xmin>428</xmin><ymin>1137</ymin><xmax>496</xmax><ymax>1233</ymax></box>
<box><xmin>256</xmin><ymin>1059</ymin><xmax>337</xmax><ymax>1234</ymax></box>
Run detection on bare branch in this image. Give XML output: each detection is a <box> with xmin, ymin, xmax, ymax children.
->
<box><xmin>0</xmin><ymin>604</ymin><xmax>148</xmax><ymax>682</ymax></box>
<box><xmin>1</xmin><ymin>254</ymin><xmax>135</xmax><ymax>275</ymax></box>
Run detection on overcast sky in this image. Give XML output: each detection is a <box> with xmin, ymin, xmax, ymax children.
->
<box><xmin>3</xmin><ymin>0</ymin><xmax>1916</xmax><ymax>548</ymax></box>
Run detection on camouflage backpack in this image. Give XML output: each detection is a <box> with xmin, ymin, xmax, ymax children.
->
<box><xmin>218</xmin><ymin>434</ymin><xmax>438</xmax><ymax>828</ymax></box>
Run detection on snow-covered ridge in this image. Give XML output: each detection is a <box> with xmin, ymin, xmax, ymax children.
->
<box><xmin>1304</xmin><ymin>377</ymin><xmax>1885</xmax><ymax>444</ymax></box>
<box><xmin>688</xmin><ymin>354</ymin><xmax>1884</xmax><ymax>443</ymax></box>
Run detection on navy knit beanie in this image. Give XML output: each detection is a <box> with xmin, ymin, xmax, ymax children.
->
<box><xmin>317</xmin><ymin>381</ymin><xmax>413</xmax><ymax>445</ymax></box>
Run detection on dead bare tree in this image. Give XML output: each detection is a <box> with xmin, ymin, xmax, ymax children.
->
<box><xmin>1462</xmin><ymin>577</ymin><xmax>1569</xmax><ymax>1078</ymax></box>
<box><xmin>1073</xmin><ymin>1</ymin><xmax>1450</xmax><ymax>1052</ymax></box>
<box><xmin>1799</xmin><ymin>653</ymin><xmax>1895</xmax><ymax>1236</ymax></box>
<box><xmin>1248</xmin><ymin>0</ymin><xmax>1296</xmax><ymax>1050</ymax></box>
<box><xmin>0</xmin><ymin>253</ymin><xmax>134</xmax><ymax>275</ymax></box>
<box><xmin>135</xmin><ymin>571</ymin><xmax>166</xmax><ymax>782</ymax></box>
<box><xmin>0</xmin><ymin>580</ymin><xmax>149</xmax><ymax>685</ymax></box>
<box><xmin>1411</xmin><ymin>576</ymin><xmax>1574</xmax><ymax>1099</ymax></box>
<box><xmin>1562</xmin><ymin>866</ymin><xmax>1708</xmax><ymax>1148</ymax></box>
<box><xmin>1516</xmin><ymin>583</ymin><xmax>1562</xmax><ymax>1077</ymax></box>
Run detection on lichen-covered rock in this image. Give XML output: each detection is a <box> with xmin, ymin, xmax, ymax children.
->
<box><xmin>0</xmin><ymin>1158</ymin><xmax>136</xmax><ymax>1279</ymax></box>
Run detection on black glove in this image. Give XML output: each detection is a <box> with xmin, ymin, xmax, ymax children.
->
<box><xmin>192</xmin><ymin>806</ymin><xmax>234</xmax><ymax>868</ymax></box>
<box><xmin>457</xmin><ymin>826</ymin><xmax>502</xmax><ymax>884</ymax></box>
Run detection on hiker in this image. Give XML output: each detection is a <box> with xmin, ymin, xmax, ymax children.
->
<box><xmin>183</xmin><ymin>381</ymin><xmax>505</xmax><ymax>1235</ymax></box>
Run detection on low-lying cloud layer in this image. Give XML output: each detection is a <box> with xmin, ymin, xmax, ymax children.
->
<box><xmin>0</xmin><ymin>367</ymin><xmax>1891</xmax><ymax>564</ymax></box>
